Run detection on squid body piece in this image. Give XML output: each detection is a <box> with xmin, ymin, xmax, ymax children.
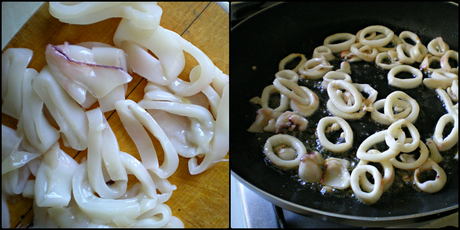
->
<box><xmin>18</xmin><ymin>67</ymin><xmax>60</xmax><ymax>154</ymax></box>
<box><xmin>86</xmin><ymin>108</ymin><xmax>128</xmax><ymax>199</ymax></box>
<box><xmin>34</xmin><ymin>142</ymin><xmax>78</xmax><ymax>207</ymax></box>
<box><xmin>45</xmin><ymin>43</ymin><xmax>132</xmax><ymax>107</ymax></box>
<box><xmin>2</xmin><ymin>48</ymin><xmax>33</xmax><ymax>119</ymax></box>
<box><xmin>33</xmin><ymin>65</ymin><xmax>88</xmax><ymax>151</ymax></box>
<box><xmin>115</xmin><ymin>100</ymin><xmax>179</xmax><ymax>179</ymax></box>
<box><xmin>49</xmin><ymin>2</ymin><xmax>162</xmax><ymax>30</ymax></box>
<box><xmin>321</xmin><ymin>157</ymin><xmax>351</xmax><ymax>190</ymax></box>
<box><xmin>114</xmin><ymin>18</ymin><xmax>185</xmax><ymax>84</ymax></box>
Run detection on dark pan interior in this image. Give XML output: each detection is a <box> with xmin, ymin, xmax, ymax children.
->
<box><xmin>230</xmin><ymin>1</ymin><xmax>458</xmax><ymax>226</ymax></box>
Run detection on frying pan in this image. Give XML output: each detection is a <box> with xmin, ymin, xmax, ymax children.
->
<box><xmin>230</xmin><ymin>2</ymin><xmax>458</xmax><ymax>227</ymax></box>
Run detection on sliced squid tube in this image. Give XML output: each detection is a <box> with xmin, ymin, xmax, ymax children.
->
<box><xmin>2</xmin><ymin>163</ymin><xmax>30</xmax><ymax>196</ymax></box>
<box><xmin>2</xmin><ymin>48</ymin><xmax>33</xmax><ymax>119</ymax></box>
<box><xmin>49</xmin><ymin>2</ymin><xmax>162</xmax><ymax>30</ymax></box>
<box><xmin>188</xmin><ymin>83</ymin><xmax>229</xmax><ymax>175</ymax></box>
<box><xmin>121</xmin><ymin>41</ymin><xmax>170</xmax><ymax>85</ymax></box>
<box><xmin>33</xmin><ymin>65</ymin><xmax>88</xmax><ymax>151</ymax></box>
<box><xmin>19</xmin><ymin>68</ymin><xmax>60</xmax><ymax>154</ymax></box>
<box><xmin>86</xmin><ymin>108</ymin><xmax>127</xmax><ymax>199</ymax></box>
<box><xmin>114</xmin><ymin>18</ymin><xmax>185</xmax><ymax>82</ymax></box>
<box><xmin>115</xmin><ymin>100</ymin><xmax>179</xmax><ymax>179</ymax></box>
<box><xmin>45</xmin><ymin>43</ymin><xmax>132</xmax><ymax>101</ymax></box>
<box><xmin>34</xmin><ymin>142</ymin><xmax>78</xmax><ymax>207</ymax></box>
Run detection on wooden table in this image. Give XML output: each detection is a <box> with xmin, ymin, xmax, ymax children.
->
<box><xmin>2</xmin><ymin>2</ymin><xmax>229</xmax><ymax>228</ymax></box>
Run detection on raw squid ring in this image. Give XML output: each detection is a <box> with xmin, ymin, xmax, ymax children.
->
<box><xmin>358</xmin><ymin>25</ymin><xmax>394</xmax><ymax>48</ymax></box>
<box><xmin>389</xmin><ymin>138</ymin><xmax>429</xmax><ymax>170</ymax></box>
<box><xmin>263</xmin><ymin>134</ymin><xmax>306</xmax><ymax>169</ymax></box>
<box><xmin>375</xmin><ymin>51</ymin><xmax>402</xmax><ymax>70</ymax></box>
<box><xmin>356</xmin><ymin>130</ymin><xmax>402</xmax><ymax>162</ymax></box>
<box><xmin>357</xmin><ymin>160</ymin><xmax>394</xmax><ymax>192</ymax></box>
<box><xmin>396</xmin><ymin>44</ymin><xmax>415</xmax><ymax>64</ymax></box>
<box><xmin>427</xmin><ymin>37</ymin><xmax>450</xmax><ymax>57</ymax></box>
<box><xmin>440</xmin><ymin>50</ymin><xmax>458</xmax><ymax>74</ymax></box>
<box><xmin>275</xmin><ymin>69</ymin><xmax>299</xmax><ymax>82</ymax></box>
<box><xmin>260</xmin><ymin>85</ymin><xmax>290</xmax><ymax>112</ymax></box>
<box><xmin>326</xmin><ymin>99</ymin><xmax>366</xmax><ymax>120</ymax></box>
<box><xmin>298</xmin><ymin>57</ymin><xmax>333</xmax><ymax>79</ymax></box>
<box><xmin>433</xmin><ymin>113</ymin><xmax>458</xmax><ymax>151</ymax></box>
<box><xmin>387</xmin><ymin>65</ymin><xmax>423</xmax><ymax>89</ymax></box>
<box><xmin>321</xmin><ymin>71</ymin><xmax>352</xmax><ymax>88</ymax></box>
<box><xmin>312</xmin><ymin>46</ymin><xmax>335</xmax><ymax>61</ymax></box>
<box><xmin>385</xmin><ymin>119</ymin><xmax>420</xmax><ymax>153</ymax></box>
<box><xmin>273</xmin><ymin>78</ymin><xmax>309</xmax><ymax>106</ymax></box>
<box><xmin>350</xmin><ymin>43</ymin><xmax>379</xmax><ymax>62</ymax></box>
<box><xmin>399</xmin><ymin>31</ymin><xmax>421</xmax><ymax>48</ymax></box>
<box><xmin>384</xmin><ymin>91</ymin><xmax>419</xmax><ymax>123</ymax></box>
<box><xmin>323</xmin><ymin>33</ymin><xmax>356</xmax><ymax>53</ymax></box>
<box><xmin>327</xmin><ymin>80</ymin><xmax>363</xmax><ymax>113</ymax></box>
<box><xmin>290</xmin><ymin>86</ymin><xmax>319</xmax><ymax>117</ymax></box>
<box><xmin>414</xmin><ymin>160</ymin><xmax>447</xmax><ymax>193</ymax></box>
<box><xmin>371</xmin><ymin>99</ymin><xmax>411</xmax><ymax>125</ymax></box>
<box><xmin>316</xmin><ymin>116</ymin><xmax>353</xmax><ymax>153</ymax></box>
<box><xmin>350</xmin><ymin>165</ymin><xmax>384</xmax><ymax>204</ymax></box>
<box><xmin>278</xmin><ymin>53</ymin><xmax>307</xmax><ymax>72</ymax></box>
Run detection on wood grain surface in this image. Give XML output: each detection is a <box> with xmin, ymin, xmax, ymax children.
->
<box><xmin>2</xmin><ymin>2</ymin><xmax>229</xmax><ymax>228</ymax></box>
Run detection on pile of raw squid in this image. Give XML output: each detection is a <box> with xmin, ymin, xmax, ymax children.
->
<box><xmin>2</xmin><ymin>2</ymin><xmax>228</xmax><ymax>228</ymax></box>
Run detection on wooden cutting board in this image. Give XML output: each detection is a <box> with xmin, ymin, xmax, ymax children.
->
<box><xmin>2</xmin><ymin>2</ymin><xmax>229</xmax><ymax>228</ymax></box>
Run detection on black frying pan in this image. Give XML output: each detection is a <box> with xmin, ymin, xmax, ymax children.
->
<box><xmin>230</xmin><ymin>2</ymin><xmax>458</xmax><ymax>227</ymax></box>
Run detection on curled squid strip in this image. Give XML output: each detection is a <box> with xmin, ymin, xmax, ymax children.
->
<box><xmin>433</xmin><ymin>113</ymin><xmax>458</xmax><ymax>151</ymax></box>
<box><xmin>353</xmin><ymin>83</ymin><xmax>378</xmax><ymax>111</ymax></box>
<box><xmin>18</xmin><ymin>68</ymin><xmax>60</xmax><ymax>154</ymax></box>
<box><xmin>357</xmin><ymin>160</ymin><xmax>394</xmax><ymax>192</ymax></box>
<box><xmin>263</xmin><ymin>134</ymin><xmax>306</xmax><ymax>169</ymax></box>
<box><xmin>326</xmin><ymin>99</ymin><xmax>366</xmax><ymax>120</ymax></box>
<box><xmin>139</xmin><ymin>97</ymin><xmax>215</xmax><ymax>158</ymax></box>
<box><xmin>427</xmin><ymin>37</ymin><xmax>450</xmax><ymax>57</ymax></box>
<box><xmin>323</xmin><ymin>33</ymin><xmax>356</xmax><ymax>53</ymax></box>
<box><xmin>115</xmin><ymin>100</ymin><xmax>179</xmax><ymax>179</ymax></box>
<box><xmin>298</xmin><ymin>151</ymin><xmax>324</xmax><ymax>183</ymax></box>
<box><xmin>426</xmin><ymin>138</ymin><xmax>443</xmax><ymax>163</ymax></box>
<box><xmin>357</xmin><ymin>130</ymin><xmax>401</xmax><ymax>162</ymax></box>
<box><xmin>275</xmin><ymin>69</ymin><xmax>299</xmax><ymax>82</ymax></box>
<box><xmin>321</xmin><ymin>157</ymin><xmax>351</xmax><ymax>190</ymax></box>
<box><xmin>436</xmin><ymin>87</ymin><xmax>458</xmax><ymax>115</ymax></box>
<box><xmin>384</xmin><ymin>91</ymin><xmax>419</xmax><ymax>123</ymax></box>
<box><xmin>389</xmin><ymin>138</ymin><xmax>429</xmax><ymax>170</ymax></box>
<box><xmin>35</xmin><ymin>142</ymin><xmax>78</xmax><ymax>207</ymax></box>
<box><xmin>49</xmin><ymin>2</ymin><xmax>162</xmax><ymax>30</ymax></box>
<box><xmin>188</xmin><ymin>83</ymin><xmax>229</xmax><ymax>175</ymax></box>
<box><xmin>290</xmin><ymin>86</ymin><xmax>319</xmax><ymax>117</ymax></box>
<box><xmin>33</xmin><ymin>66</ymin><xmax>88</xmax><ymax>151</ymax></box>
<box><xmin>278</xmin><ymin>53</ymin><xmax>307</xmax><ymax>72</ymax></box>
<box><xmin>409</xmin><ymin>43</ymin><xmax>428</xmax><ymax>62</ymax></box>
<box><xmin>86</xmin><ymin>108</ymin><xmax>128</xmax><ymax>199</ymax></box>
<box><xmin>298</xmin><ymin>57</ymin><xmax>334</xmax><ymax>79</ymax></box>
<box><xmin>420</xmin><ymin>54</ymin><xmax>442</xmax><ymax>73</ymax></box>
<box><xmin>414</xmin><ymin>159</ymin><xmax>447</xmax><ymax>193</ymax></box>
<box><xmin>317</xmin><ymin>116</ymin><xmax>353</xmax><ymax>153</ymax></box>
<box><xmin>273</xmin><ymin>78</ymin><xmax>310</xmax><ymax>105</ymax></box>
<box><xmin>358</xmin><ymin>25</ymin><xmax>394</xmax><ymax>48</ymax></box>
<box><xmin>387</xmin><ymin>65</ymin><xmax>423</xmax><ymax>89</ymax></box>
<box><xmin>385</xmin><ymin>119</ymin><xmax>420</xmax><ymax>153</ymax></box>
<box><xmin>396</xmin><ymin>44</ymin><xmax>415</xmax><ymax>64</ymax></box>
<box><xmin>114</xmin><ymin>18</ymin><xmax>185</xmax><ymax>84</ymax></box>
<box><xmin>440</xmin><ymin>50</ymin><xmax>458</xmax><ymax>74</ymax></box>
<box><xmin>247</xmin><ymin>108</ymin><xmax>282</xmax><ymax>133</ymax></box>
<box><xmin>350</xmin><ymin>43</ymin><xmax>379</xmax><ymax>62</ymax></box>
<box><xmin>350</xmin><ymin>165</ymin><xmax>383</xmax><ymax>204</ymax></box>
<box><xmin>2</xmin><ymin>48</ymin><xmax>33</xmax><ymax>119</ymax></box>
<box><xmin>423</xmin><ymin>69</ymin><xmax>458</xmax><ymax>89</ymax></box>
